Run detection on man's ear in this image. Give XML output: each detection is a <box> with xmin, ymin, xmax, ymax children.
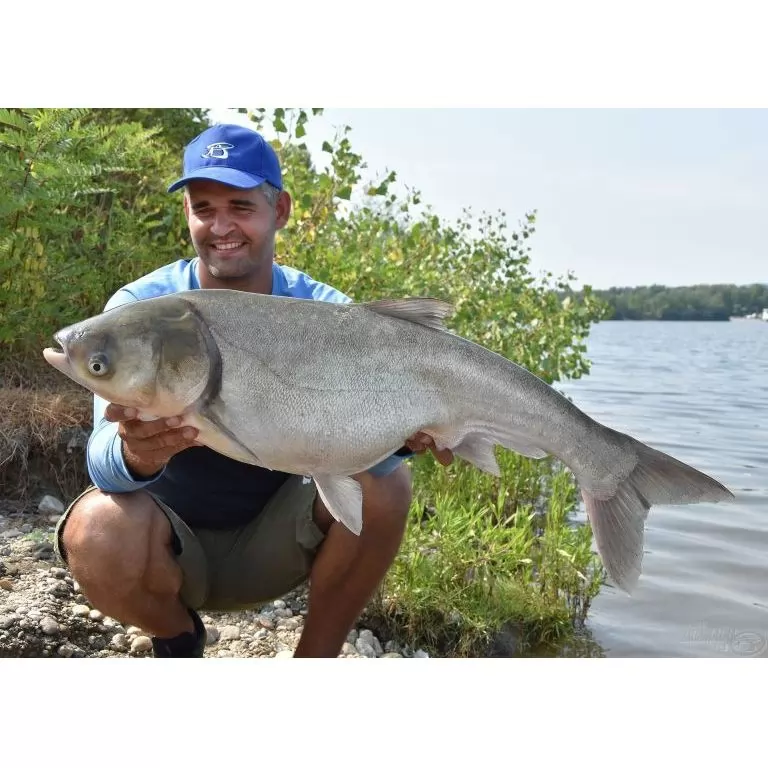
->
<box><xmin>275</xmin><ymin>190</ymin><xmax>292</xmax><ymax>230</ymax></box>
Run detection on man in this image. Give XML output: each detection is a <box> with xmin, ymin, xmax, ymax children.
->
<box><xmin>54</xmin><ymin>122</ymin><xmax>452</xmax><ymax>658</ymax></box>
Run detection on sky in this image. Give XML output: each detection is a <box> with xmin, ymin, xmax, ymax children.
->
<box><xmin>206</xmin><ymin>108</ymin><xmax>767</xmax><ymax>291</ymax></box>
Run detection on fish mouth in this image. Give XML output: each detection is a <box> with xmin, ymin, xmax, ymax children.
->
<box><xmin>42</xmin><ymin>332</ymin><xmax>74</xmax><ymax>377</ymax></box>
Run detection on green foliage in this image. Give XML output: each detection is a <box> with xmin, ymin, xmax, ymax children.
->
<box><xmin>566</xmin><ymin>283</ymin><xmax>768</xmax><ymax>321</ymax></box>
<box><xmin>0</xmin><ymin>108</ymin><xmax>203</xmax><ymax>365</ymax></box>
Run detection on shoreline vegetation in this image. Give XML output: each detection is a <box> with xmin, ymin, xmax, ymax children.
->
<box><xmin>11</xmin><ymin>107</ymin><xmax>752</xmax><ymax>658</ymax></box>
<box><xmin>562</xmin><ymin>284</ymin><xmax>768</xmax><ymax>322</ymax></box>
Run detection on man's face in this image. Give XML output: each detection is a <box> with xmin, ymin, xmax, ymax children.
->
<box><xmin>183</xmin><ymin>179</ymin><xmax>289</xmax><ymax>283</ymax></box>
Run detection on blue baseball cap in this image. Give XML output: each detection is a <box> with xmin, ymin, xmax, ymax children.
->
<box><xmin>167</xmin><ymin>123</ymin><xmax>283</xmax><ymax>193</ymax></box>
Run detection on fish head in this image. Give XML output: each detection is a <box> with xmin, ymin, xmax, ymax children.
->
<box><xmin>42</xmin><ymin>296</ymin><xmax>219</xmax><ymax>417</ymax></box>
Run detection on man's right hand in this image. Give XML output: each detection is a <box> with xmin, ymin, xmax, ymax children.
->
<box><xmin>104</xmin><ymin>404</ymin><xmax>200</xmax><ymax>480</ymax></box>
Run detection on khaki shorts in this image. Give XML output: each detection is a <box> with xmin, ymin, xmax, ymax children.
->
<box><xmin>54</xmin><ymin>475</ymin><xmax>326</xmax><ymax>612</ymax></box>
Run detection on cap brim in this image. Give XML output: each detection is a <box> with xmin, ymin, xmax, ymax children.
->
<box><xmin>167</xmin><ymin>166</ymin><xmax>268</xmax><ymax>193</ymax></box>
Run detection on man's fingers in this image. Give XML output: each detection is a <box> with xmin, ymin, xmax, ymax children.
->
<box><xmin>121</xmin><ymin>426</ymin><xmax>198</xmax><ymax>453</ymax></box>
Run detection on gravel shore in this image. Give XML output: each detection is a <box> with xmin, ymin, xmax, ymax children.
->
<box><xmin>0</xmin><ymin>496</ymin><xmax>428</xmax><ymax>660</ymax></box>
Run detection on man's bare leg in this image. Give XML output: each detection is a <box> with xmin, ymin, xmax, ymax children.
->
<box><xmin>294</xmin><ymin>465</ymin><xmax>412</xmax><ymax>658</ymax></box>
<box><xmin>60</xmin><ymin>490</ymin><xmax>194</xmax><ymax>638</ymax></box>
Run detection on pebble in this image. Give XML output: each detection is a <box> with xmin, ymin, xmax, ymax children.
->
<box><xmin>341</xmin><ymin>642</ymin><xmax>357</xmax><ymax>655</ymax></box>
<box><xmin>0</xmin><ymin>615</ymin><xmax>16</xmax><ymax>629</ymax></box>
<box><xmin>278</xmin><ymin>617</ymin><xmax>299</xmax><ymax>631</ymax></box>
<box><xmin>254</xmin><ymin>628</ymin><xmax>270</xmax><ymax>641</ymax></box>
<box><xmin>88</xmin><ymin>609</ymin><xmax>104</xmax><ymax>621</ymax></box>
<box><xmin>274</xmin><ymin>608</ymin><xmax>293</xmax><ymax>619</ymax></box>
<box><xmin>220</xmin><ymin>625</ymin><xmax>241</xmax><ymax>641</ymax></box>
<box><xmin>346</xmin><ymin>629</ymin><xmax>358</xmax><ymax>644</ymax></box>
<box><xmin>358</xmin><ymin>629</ymin><xmax>383</xmax><ymax>656</ymax></box>
<box><xmin>72</xmin><ymin>605</ymin><xmax>91</xmax><ymax>618</ymax></box>
<box><xmin>0</xmin><ymin>579</ymin><xmax>13</xmax><ymax>591</ymax></box>
<box><xmin>275</xmin><ymin>650</ymin><xmax>293</xmax><ymax>659</ymax></box>
<box><xmin>126</xmin><ymin>626</ymin><xmax>143</xmax><ymax>636</ymax></box>
<box><xmin>58</xmin><ymin>643</ymin><xmax>75</xmax><ymax>658</ymax></box>
<box><xmin>355</xmin><ymin>639</ymin><xmax>377</xmax><ymax>658</ymax></box>
<box><xmin>110</xmin><ymin>634</ymin><xmax>128</xmax><ymax>650</ymax></box>
<box><xmin>0</xmin><ymin>529</ymin><xmax>22</xmax><ymax>539</ymax></box>
<box><xmin>272</xmin><ymin>599</ymin><xmax>287</xmax><ymax>609</ymax></box>
<box><xmin>414</xmin><ymin>649</ymin><xmax>430</xmax><ymax>658</ymax></box>
<box><xmin>20</xmin><ymin>524</ymin><xmax>32</xmax><ymax>534</ymax></box>
<box><xmin>256</xmin><ymin>616</ymin><xmax>274</xmax><ymax>630</ymax></box>
<box><xmin>381</xmin><ymin>652</ymin><xmax>403</xmax><ymax>658</ymax></box>
<box><xmin>131</xmin><ymin>636</ymin><xmax>153</xmax><ymax>654</ymax></box>
<box><xmin>40</xmin><ymin>617</ymin><xmax>60</xmax><ymax>635</ymax></box>
<box><xmin>89</xmin><ymin>635</ymin><xmax>106</xmax><ymax>650</ymax></box>
<box><xmin>38</xmin><ymin>495</ymin><xmax>65</xmax><ymax>515</ymax></box>
<box><xmin>49</xmin><ymin>568</ymin><xmax>68</xmax><ymax>579</ymax></box>
<box><xmin>205</xmin><ymin>625</ymin><xmax>220</xmax><ymax>644</ymax></box>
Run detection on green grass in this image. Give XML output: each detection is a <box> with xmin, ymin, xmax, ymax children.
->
<box><xmin>365</xmin><ymin>449</ymin><xmax>606</xmax><ymax>657</ymax></box>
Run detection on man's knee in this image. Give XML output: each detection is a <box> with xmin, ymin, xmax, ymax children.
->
<box><xmin>60</xmin><ymin>490</ymin><xmax>177</xmax><ymax>598</ymax></box>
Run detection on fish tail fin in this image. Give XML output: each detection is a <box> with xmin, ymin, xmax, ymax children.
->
<box><xmin>582</xmin><ymin>437</ymin><xmax>734</xmax><ymax>594</ymax></box>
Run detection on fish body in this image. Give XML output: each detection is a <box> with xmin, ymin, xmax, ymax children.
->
<box><xmin>43</xmin><ymin>289</ymin><xmax>735</xmax><ymax>593</ymax></box>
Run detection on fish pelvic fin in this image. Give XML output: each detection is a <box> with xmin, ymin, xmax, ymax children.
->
<box><xmin>362</xmin><ymin>298</ymin><xmax>454</xmax><ymax>332</ymax></box>
<box><xmin>583</xmin><ymin>437</ymin><xmax>735</xmax><ymax>595</ymax></box>
<box><xmin>313</xmin><ymin>474</ymin><xmax>364</xmax><ymax>535</ymax></box>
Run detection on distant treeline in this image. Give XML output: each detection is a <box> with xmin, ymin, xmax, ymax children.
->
<box><xmin>563</xmin><ymin>283</ymin><xmax>768</xmax><ymax>321</ymax></box>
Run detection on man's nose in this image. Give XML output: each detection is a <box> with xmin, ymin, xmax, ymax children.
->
<box><xmin>210</xmin><ymin>210</ymin><xmax>235</xmax><ymax>235</ymax></box>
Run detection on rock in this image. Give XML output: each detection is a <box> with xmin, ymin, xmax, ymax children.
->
<box><xmin>205</xmin><ymin>625</ymin><xmax>220</xmax><ymax>644</ymax></box>
<box><xmin>126</xmin><ymin>625</ymin><xmax>143</xmax><ymax>636</ymax></box>
<box><xmin>38</xmin><ymin>495</ymin><xmax>65</xmax><ymax>515</ymax></box>
<box><xmin>346</xmin><ymin>629</ymin><xmax>358</xmax><ymax>644</ymax></box>
<box><xmin>89</xmin><ymin>635</ymin><xmax>106</xmax><ymax>650</ymax></box>
<box><xmin>220</xmin><ymin>625</ymin><xmax>241</xmax><ymax>641</ymax></box>
<box><xmin>355</xmin><ymin>639</ymin><xmax>377</xmax><ymax>658</ymax></box>
<box><xmin>358</xmin><ymin>629</ymin><xmax>383</xmax><ymax>656</ymax></box>
<box><xmin>71</xmin><ymin>605</ymin><xmax>91</xmax><ymax>618</ymax></box>
<box><xmin>58</xmin><ymin>643</ymin><xmax>75</xmax><ymax>658</ymax></box>
<box><xmin>254</xmin><ymin>628</ymin><xmax>270</xmax><ymax>641</ymax></box>
<box><xmin>110</xmin><ymin>634</ymin><xmax>128</xmax><ymax>650</ymax></box>
<box><xmin>130</xmin><ymin>636</ymin><xmax>153</xmax><ymax>654</ymax></box>
<box><xmin>0</xmin><ymin>615</ymin><xmax>16</xmax><ymax>629</ymax></box>
<box><xmin>49</xmin><ymin>567</ymin><xmax>68</xmax><ymax>579</ymax></box>
<box><xmin>275</xmin><ymin>608</ymin><xmax>293</xmax><ymax>619</ymax></box>
<box><xmin>381</xmin><ymin>652</ymin><xmax>404</xmax><ymax>658</ymax></box>
<box><xmin>0</xmin><ymin>579</ymin><xmax>13</xmax><ymax>591</ymax></box>
<box><xmin>341</xmin><ymin>642</ymin><xmax>357</xmax><ymax>656</ymax></box>
<box><xmin>20</xmin><ymin>524</ymin><xmax>32</xmax><ymax>534</ymax></box>
<box><xmin>256</xmin><ymin>616</ymin><xmax>274</xmax><ymax>630</ymax></box>
<box><xmin>40</xmin><ymin>617</ymin><xmax>60</xmax><ymax>635</ymax></box>
<box><xmin>384</xmin><ymin>640</ymin><xmax>400</xmax><ymax>654</ymax></box>
<box><xmin>275</xmin><ymin>650</ymin><xmax>293</xmax><ymax>659</ymax></box>
<box><xmin>272</xmin><ymin>599</ymin><xmax>287</xmax><ymax>609</ymax></box>
<box><xmin>413</xmin><ymin>649</ymin><xmax>430</xmax><ymax>658</ymax></box>
<box><xmin>88</xmin><ymin>609</ymin><xmax>104</xmax><ymax>621</ymax></box>
<box><xmin>278</xmin><ymin>617</ymin><xmax>299</xmax><ymax>631</ymax></box>
<box><xmin>0</xmin><ymin>529</ymin><xmax>22</xmax><ymax>539</ymax></box>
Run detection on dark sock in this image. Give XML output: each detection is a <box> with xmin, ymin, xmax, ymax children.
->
<box><xmin>151</xmin><ymin>608</ymin><xmax>207</xmax><ymax>658</ymax></box>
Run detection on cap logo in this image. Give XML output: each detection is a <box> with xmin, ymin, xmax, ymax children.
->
<box><xmin>202</xmin><ymin>142</ymin><xmax>234</xmax><ymax>160</ymax></box>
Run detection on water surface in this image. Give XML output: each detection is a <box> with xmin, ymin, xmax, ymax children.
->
<box><xmin>559</xmin><ymin>320</ymin><xmax>768</xmax><ymax>658</ymax></box>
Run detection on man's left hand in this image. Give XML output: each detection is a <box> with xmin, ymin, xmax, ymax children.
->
<box><xmin>403</xmin><ymin>432</ymin><xmax>454</xmax><ymax>466</ymax></box>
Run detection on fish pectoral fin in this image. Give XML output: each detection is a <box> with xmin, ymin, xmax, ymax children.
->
<box><xmin>313</xmin><ymin>474</ymin><xmax>364</xmax><ymax>535</ymax></box>
<box><xmin>453</xmin><ymin>435</ymin><xmax>502</xmax><ymax>477</ymax></box>
<box><xmin>361</xmin><ymin>298</ymin><xmax>454</xmax><ymax>332</ymax></box>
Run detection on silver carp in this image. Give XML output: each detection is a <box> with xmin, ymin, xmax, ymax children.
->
<box><xmin>42</xmin><ymin>289</ymin><xmax>734</xmax><ymax>593</ymax></box>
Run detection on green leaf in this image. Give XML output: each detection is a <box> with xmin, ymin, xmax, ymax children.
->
<box><xmin>336</xmin><ymin>186</ymin><xmax>352</xmax><ymax>200</ymax></box>
<box><xmin>274</xmin><ymin>117</ymin><xmax>287</xmax><ymax>133</ymax></box>
<box><xmin>321</xmin><ymin>140</ymin><xmax>333</xmax><ymax>153</ymax></box>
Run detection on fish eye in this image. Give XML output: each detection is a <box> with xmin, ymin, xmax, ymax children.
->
<box><xmin>88</xmin><ymin>353</ymin><xmax>110</xmax><ymax>377</ymax></box>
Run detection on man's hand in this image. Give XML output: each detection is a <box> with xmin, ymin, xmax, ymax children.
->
<box><xmin>105</xmin><ymin>404</ymin><xmax>200</xmax><ymax>480</ymax></box>
<box><xmin>403</xmin><ymin>431</ymin><xmax>454</xmax><ymax>466</ymax></box>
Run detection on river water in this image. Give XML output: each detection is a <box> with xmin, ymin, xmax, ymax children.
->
<box><xmin>558</xmin><ymin>319</ymin><xmax>768</xmax><ymax>658</ymax></box>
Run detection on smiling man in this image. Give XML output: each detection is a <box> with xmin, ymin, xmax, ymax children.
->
<box><xmin>52</xmin><ymin>123</ymin><xmax>452</xmax><ymax>658</ymax></box>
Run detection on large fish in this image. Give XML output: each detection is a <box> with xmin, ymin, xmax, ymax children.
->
<box><xmin>42</xmin><ymin>289</ymin><xmax>734</xmax><ymax>593</ymax></box>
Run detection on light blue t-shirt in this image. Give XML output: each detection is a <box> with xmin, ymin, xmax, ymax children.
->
<box><xmin>87</xmin><ymin>257</ymin><xmax>404</xmax><ymax>495</ymax></box>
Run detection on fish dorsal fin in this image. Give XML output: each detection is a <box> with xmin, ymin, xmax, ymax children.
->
<box><xmin>362</xmin><ymin>298</ymin><xmax>454</xmax><ymax>332</ymax></box>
